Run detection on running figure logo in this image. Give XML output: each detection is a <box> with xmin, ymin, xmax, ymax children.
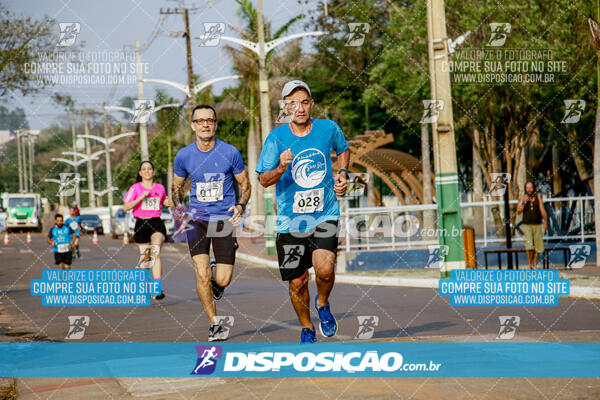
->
<box><xmin>345</xmin><ymin>23</ymin><xmax>370</xmax><ymax>47</ymax></box>
<box><xmin>497</xmin><ymin>316</ymin><xmax>520</xmax><ymax>339</ymax></box>
<box><xmin>198</xmin><ymin>23</ymin><xmax>225</xmax><ymax>46</ymax></box>
<box><xmin>567</xmin><ymin>245</ymin><xmax>591</xmax><ymax>269</ymax></box>
<box><xmin>275</xmin><ymin>99</ymin><xmax>300</xmax><ymax>124</ymax></box>
<box><xmin>561</xmin><ymin>100</ymin><xmax>586</xmax><ymax>124</ymax></box>
<box><xmin>58</xmin><ymin>173</ymin><xmax>81</xmax><ymax>197</ymax></box>
<box><xmin>57</xmin><ymin>23</ymin><xmax>80</xmax><ymax>47</ymax></box>
<box><xmin>354</xmin><ymin>316</ymin><xmax>379</xmax><ymax>339</ymax></box>
<box><xmin>281</xmin><ymin>245</ymin><xmax>306</xmax><ymax>269</ymax></box>
<box><xmin>191</xmin><ymin>345</ymin><xmax>222</xmax><ymax>375</ymax></box>
<box><xmin>214</xmin><ymin>316</ymin><xmax>234</xmax><ymax>340</ymax></box>
<box><xmin>489</xmin><ymin>173</ymin><xmax>511</xmax><ymax>197</ymax></box>
<box><xmin>131</xmin><ymin>100</ymin><xmax>155</xmax><ymax>124</ymax></box>
<box><xmin>65</xmin><ymin>316</ymin><xmax>90</xmax><ymax>340</ymax></box>
<box><xmin>420</xmin><ymin>100</ymin><xmax>444</xmax><ymax>124</ymax></box>
<box><xmin>426</xmin><ymin>245</ymin><xmax>449</xmax><ymax>269</ymax></box>
<box><xmin>345</xmin><ymin>173</ymin><xmax>369</xmax><ymax>197</ymax></box>
<box><xmin>487</xmin><ymin>23</ymin><xmax>511</xmax><ymax>47</ymax></box>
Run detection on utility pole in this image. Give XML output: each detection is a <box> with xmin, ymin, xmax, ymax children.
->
<box><xmin>427</xmin><ymin>0</ymin><xmax>465</xmax><ymax>277</ymax></box>
<box><xmin>70</xmin><ymin>115</ymin><xmax>81</xmax><ymax>205</ymax></box>
<box><xmin>135</xmin><ymin>41</ymin><xmax>150</xmax><ymax>162</ymax></box>
<box><xmin>28</xmin><ymin>135</ymin><xmax>34</xmax><ymax>192</ymax></box>
<box><xmin>17</xmin><ymin>131</ymin><xmax>23</xmax><ymax>192</ymax></box>
<box><xmin>83</xmin><ymin>104</ymin><xmax>96</xmax><ymax>207</ymax></box>
<box><xmin>21</xmin><ymin>132</ymin><xmax>29</xmax><ymax>192</ymax></box>
<box><xmin>160</xmin><ymin>6</ymin><xmax>197</xmax><ymax>127</ymax></box>
<box><xmin>256</xmin><ymin>0</ymin><xmax>276</xmax><ymax>255</ymax></box>
<box><xmin>103</xmin><ymin>102</ymin><xmax>114</xmax><ymax>226</ymax></box>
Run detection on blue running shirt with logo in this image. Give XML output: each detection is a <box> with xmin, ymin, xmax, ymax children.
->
<box><xmin>65</xmin><ymin>216</ymin><xmax>81</xmax><ymax>234</ymax></box>
<box><xmin>174</xmin><ymin>139</ymin><xmax>245</xmax><ymax>221</ymax></box>
<box><xmin>48</xmin><ymin>225</ymin><xmax>75</xmax><ymax>253</ymax></box>
<box><xmin>256</xmin><ymin>118</ymin><xmax>348</xmax><ymax>233</ymax></box>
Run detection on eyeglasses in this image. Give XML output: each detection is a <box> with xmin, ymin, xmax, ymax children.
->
<box><xmin>284</xmin><ymin>99</ymin><xmax>313</xmax><ymax>108</ymax></box>
<box><xmin>192</xmin><ymin>118</ymin><xmax>216</xmax><ymax>125</ymax></box>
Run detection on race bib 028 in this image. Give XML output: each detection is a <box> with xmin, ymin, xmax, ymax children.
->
<box><xmin>196</xmin><ymin>181</ymin><xmax>224</xmax><ymax>202</ymax></box>
<box><xmin>141</xmin><ymin>197</ymin><xmax>161</xmax><ymax>211</ymax></box>
<box><xmin>293</xmin><ymin>188</ymin><xmax>324</xmax><ymax>214</ymax></box>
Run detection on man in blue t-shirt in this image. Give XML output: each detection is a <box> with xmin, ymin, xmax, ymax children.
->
<box><xmin>47</xmin><ymin>213</ymin><xmax>79</xmax><ymax>269</ymax></box>
<box><xmin>65</xmin><ymin>206</ymin><xmax>82</xmax><ymax>259</ymax></box>
<box><xmin>256</xmin><ymin>80</ymin><xmax>349</xmax><ymax>343</ymax></box>
<box><xmin>172</xmin><ymin>104</ymin><xmax>251</xmax><ymax>342</ymax></box>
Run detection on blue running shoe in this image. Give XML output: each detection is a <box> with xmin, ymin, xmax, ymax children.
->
<box><xmin>314</xmin><ymin>295</ymin><xmax>338</xmax><ymax>337</ymax></box>
<box><xmin>300</xmin><ymin>327</ymin><xmax>316</xmax><ymax>343</ymax></box>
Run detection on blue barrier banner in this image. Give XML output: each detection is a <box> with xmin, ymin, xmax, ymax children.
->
<box><xmin>438</xmin><ymin>270</ymin><xmax>569</xmax><ymax>306</ymax></box>
<box><xmin>1</xmin><ymin>342</ymin><xmax>599</xmax><ymax>377</ymax></box>
<box><xmin>30</xmin><ymin>269</ymin><xmax>161</xmax><ymax>306</ymax></box>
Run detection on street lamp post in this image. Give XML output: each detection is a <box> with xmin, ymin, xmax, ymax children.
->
<box><xmin>134</xmin><ymin>76</ymin><xmax>239</xmax><ymax>200</ymax></box>
<box><xmin>77</xmin><ymin>131</ymin><xmax>136</xmax><ymax>220</ymax></box>
<box><xmin>61</xmin><ymin>149</ymin><xmax>115</xmax><ymax>209</ymax></box>
<box><xmin>51</xmin><ymin>156</ymin><xmax>97</xmax><ymax>208</ymax></box>
<box><xmin>104</xmin><ymin>103</ymin><xmax>181</xmax><ymax>162</ymax></box>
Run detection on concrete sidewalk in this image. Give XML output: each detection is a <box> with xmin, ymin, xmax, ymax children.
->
<box><xmin>235</xmin><ymin>237</ymin><xmax>600</xmax><ymax>300</ymax></box>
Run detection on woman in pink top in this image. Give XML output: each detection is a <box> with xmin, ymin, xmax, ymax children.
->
<box><xmin>123</xmin><ymin>161</ymin><xmax>170</xmax><ymax>300</ymax></box>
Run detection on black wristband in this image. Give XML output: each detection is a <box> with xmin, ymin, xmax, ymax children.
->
<box><xmin>236</xmin><ymin>203</ymin><xmax>246</xmax><ymax>212</ymax></box>
<box><xmin>338</xmin><ymin>168</ymin><xmax>349</xmax><ymax>178</ymax></box>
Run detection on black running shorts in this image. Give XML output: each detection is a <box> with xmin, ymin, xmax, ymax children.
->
<box><xmin>54</xmin><ymin>251</ymin><xmax>73</xmax><ymax>266</ymax></box>
<box><xmin>275</xmin><ymin>220</ymin><xmax>339</xmax><ymax>281</ymax></box>
<box><xmin>186</xmin><ymin>219</ymin><xmax>238</xmax><ymax>265</ymax></box>
<box><xmin>133</xmin><ymin>217</ymin><xmax>167</xmax><ymax>243</ymax></box>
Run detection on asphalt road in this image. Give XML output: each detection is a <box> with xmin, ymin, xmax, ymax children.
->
<box><xmin>1</xmin><ymin>232</ymin><xmax>599</xmax><ymax>343</ymax></box>
<box><xmin>2</xmin><ymin>233</ymin><xmax>600</xmax><ymax>400</ymax></box>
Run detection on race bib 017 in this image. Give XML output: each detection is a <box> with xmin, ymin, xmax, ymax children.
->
<box><xmin>293</xmin><ymin>188</ymin><xmax>324</xmax><ymax>214</ymax></box>
<box><xmin>141</xmin><ymin>197</ymin><xmax>161</xmax><ymax>211</ymax></box>
<box><xmin>196</xmin><ymin>181</ymin><xmax>224</xmax><ymax>202</ymax></box>
<box><xmin>57</xmin><ymin>243</ymin><xmax>70</xmax><ymax>253</ymax></box>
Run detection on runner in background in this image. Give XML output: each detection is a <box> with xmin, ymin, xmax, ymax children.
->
<box><xmin>47</xmin><ymin>214</ymin><xmax>78</xmax><ymax>270</ymax></box>
<box><xmin>123</xmin><ymin>161</ymin><xmax>170</xmax><ymax>300</ymax></box>
<box><xmin>71</xmin><ymin>202</ymin><xmax>80</xmax><ymax>216</ymax></box>
<box><xmin>64</xmin><ymin>206</ymin><xmax>82</xmax><ymax>259</ymax></box>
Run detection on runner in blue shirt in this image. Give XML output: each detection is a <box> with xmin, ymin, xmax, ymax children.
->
<box><xmin>172</xmin><ymin>104</ymin><xmax>251</xmax><ymax>342</ymax></box>
<box><xmin>47</xmin><ymin>214</ymin><xmax>79</xmax><ymax>269</ymax></box>
<box><xmin>64</xmin><ymin>206</ymin><xmax>81</xmax><ymax>259</ymax></box>
<box><xmin>256</xmin><ymin>80</ymin><xmax>350</xmax><ymax>343</ymax></box>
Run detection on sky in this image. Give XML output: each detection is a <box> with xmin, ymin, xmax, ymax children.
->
<box><xmin>5</xmin><ymin>0</ymin><xmax>324</xmax><ymax>129</ymax></box>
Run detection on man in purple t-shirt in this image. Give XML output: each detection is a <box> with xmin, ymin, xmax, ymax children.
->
<box><xmin>172</xmin><ymin>104</ymin><xmax>251</xmax><ymax>342</ymax></box>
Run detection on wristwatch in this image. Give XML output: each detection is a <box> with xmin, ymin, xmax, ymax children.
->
<box><xmin>237</xmin><ymin>203</ymin><xmax>246</xmax><ymax>212</ymax></box>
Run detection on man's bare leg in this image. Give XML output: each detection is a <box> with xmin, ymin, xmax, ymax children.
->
<box><xmin>526</xmin><ymin>250</ymin><xmax>534</xmax><ymax>269</ymax></box>
<box><xmin>313</xmin><ymin>249</ymin><xmax>335</xmax><ymax>307</ymax></box>
<box><xmin>192</xmin><ymin>254</ymin><xmax>217</xmax><ymax>324</ymax></box>
<box><xmin>288</xmin><ymin>270</ymin><xmax>312</xmax><ymax>328</ymax></box>
<box><xmin>214</xmin><ymin>263</ymin><xmax>233</xmax><ymax>287</ymax></box>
